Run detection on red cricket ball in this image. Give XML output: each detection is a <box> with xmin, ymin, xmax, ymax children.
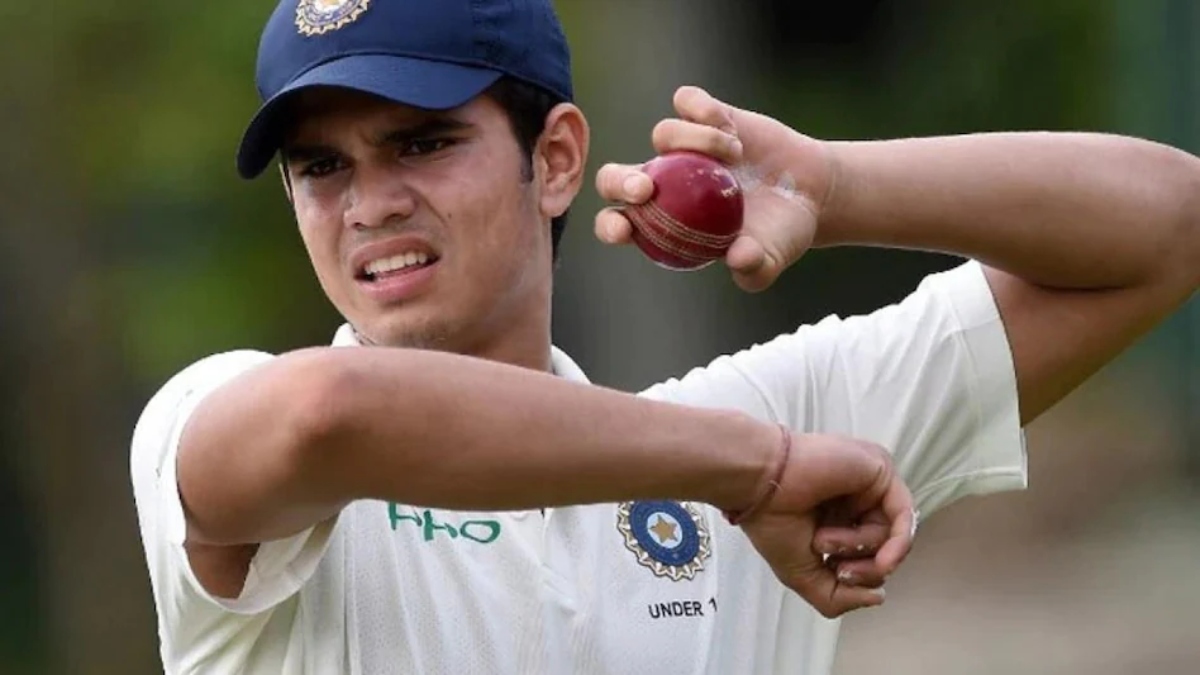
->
<box><xmin>625</xmin><ymin>151</ymin><xmax>745</xmax><ymax>271</ymax></box>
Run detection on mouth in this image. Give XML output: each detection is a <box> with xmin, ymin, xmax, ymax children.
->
<box><xmin>357</xmin><ymin>251</ymin><xmax>440</xmax><ymax>283</ymax></box>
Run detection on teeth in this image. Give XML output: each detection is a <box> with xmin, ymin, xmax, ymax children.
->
<box><xmin>365</xmin><ymin>252</ymin><xmax>430</xmax><ymax>277</ymax></box>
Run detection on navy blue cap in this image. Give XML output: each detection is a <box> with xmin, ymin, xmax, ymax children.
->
<box><xmin>236</xmin><ymin>0</ymin><xmax>574</xmax><ymax>179</ymax></box>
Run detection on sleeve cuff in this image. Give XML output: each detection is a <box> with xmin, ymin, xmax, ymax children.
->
<box><xmin>914</xmin><ymin>261</ymin><xmax>1029</xmax><ymax>515</ymax></box>
<box><xmin>156</xmin><ymin>360</ymin><xmax>340</xmax><ymax>617</ymax></box>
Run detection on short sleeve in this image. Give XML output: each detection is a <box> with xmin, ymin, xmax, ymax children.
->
<box><xmin>130</xmin><ymin>350</ymin><xmax>341</xmax><ymax>639</ymax></box>
<box><xmin>639</xmin><ymin>260</ymin><xmax>1027</xmax><ymax>518</ymax></box>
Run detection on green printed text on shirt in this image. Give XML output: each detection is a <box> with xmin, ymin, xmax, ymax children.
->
<box><xmin>387</xmin><ymin>504</ymin><xmax>502</xmax><ymax>544</ymax></box>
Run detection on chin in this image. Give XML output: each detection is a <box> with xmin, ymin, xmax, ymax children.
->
<box><xmin>354</xmin><ymin>312</ymin><xmax>458</xmax><ymax>351</ymax></box>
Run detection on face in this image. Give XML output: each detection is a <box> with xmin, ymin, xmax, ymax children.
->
<box><xmin>281</xmin><ymin>87</ymin><xmax>587</xmax><ymax>364</ymax></box>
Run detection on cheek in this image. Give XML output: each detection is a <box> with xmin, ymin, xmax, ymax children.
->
<box><xmin>294</xmin><ymin>202</ymin><xmax>345</xmax><ymax>286</ymax></box>
<box><xmin>460</xmin><ymin>185</ymin><xmax>542</xmax><ymax>274</ymax></box>
<box><xmin>425</xmin><ymin>147</ymin><xmax>547</xmax><ymax>289</ymax></box>
<box><xmin>483</xmin><ymin>167</ymin><xmax>544</xmax><ymax>249</ymax></box>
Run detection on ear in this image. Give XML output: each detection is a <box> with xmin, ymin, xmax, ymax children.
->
<box><xmin>535</xmin><ymin>103</ymin><xmax>589</xmax><ymax>221</ymax></box>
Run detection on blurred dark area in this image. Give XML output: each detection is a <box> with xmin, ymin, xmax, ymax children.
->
<box><xmin>2</xmin><ymin>1</ymin><xmax>1196</xmax><ymax>673</ymax></box>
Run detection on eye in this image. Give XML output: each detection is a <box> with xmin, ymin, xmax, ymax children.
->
<box><xmin>400</xmin><ymin>138</ymin><xmax>456</xmax><ymax>157</ymax></box>
<box><xmin>299</xmin><ymin>156</ymin><xmax>345</xmax><ymax>178</ymax></box>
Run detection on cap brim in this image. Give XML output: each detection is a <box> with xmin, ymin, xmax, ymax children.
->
<box><xmin>236</xmin><ymin>54</ymin><xmax>503</xmax><ymax>179</ymax></box>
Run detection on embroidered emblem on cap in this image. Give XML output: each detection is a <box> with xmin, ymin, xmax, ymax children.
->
<box><xmin>295</xmin><ymin>0</ymin><xmax>372</xmax><ymax>37</ymax></box>
<box><xmin>617</xmin><ymin>500</ymin><xmax>711</xmax><ymax>581</ymax></box>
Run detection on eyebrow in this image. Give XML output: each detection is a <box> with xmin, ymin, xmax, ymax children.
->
<box><xmin>283</xmin><ymin>116</ymin><xmax>475</xmax><ymax>164</ymax></box>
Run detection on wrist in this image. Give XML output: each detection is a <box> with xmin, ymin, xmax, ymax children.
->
<box><xmin>721</xmin><ymin>424</ymin><xmax>791</xmax><ymax>525</ymax></box>
<box><xmin>695</xmin><ymin>414</ymin><xmax>786</xmax><ymax>515</ymax></box>
<box><xmin>809</xmin><ymin>139</ymin><xmax>856</xmax><ymax>249</ymax></box>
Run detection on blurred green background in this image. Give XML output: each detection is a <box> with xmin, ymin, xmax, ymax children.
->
<box><xmin>2</xmin><ymin>1</ymin><xmax>1197</xmax><ymax>673</ymax></box>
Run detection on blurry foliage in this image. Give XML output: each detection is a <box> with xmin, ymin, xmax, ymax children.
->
<box><xmin>1</xmin><ymin>1</ymin><xmax>1194</xmax><ymax>673</ymax></box>
<box><xmin>753</xmin><ymin>0</ymin><xmax>1112</xmax><ymax>140</ymax></box>
<box><xmin>52</xmin><ymin>3</ymin><xmax>339</xmax><ymax>380</ymax></box>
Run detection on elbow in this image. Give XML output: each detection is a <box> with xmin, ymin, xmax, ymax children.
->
<box><xmin>1182</xmin><ymin>172</ymin><xmax>1200</xmax><ymax>288</ymax></box>
<box><xmin>279</xmin><ymin>349</ymin><xmax>372</xmax><ymax>470</ymax></box>
<box><xmin>1145</xmin><ymin>144</ymin><xmax>1200</xmax><ymax>290</ymax></box>
<box><xmin>275</xmin><ymin>347</ymin><xmax>426</xmax><ymax>498</ymax></box>
<box><xmin>1167</xmin><ymin>158</ymin><xmax>1200</xmax><ymax>290</ymax></box>
<box><xmin>177</xmin><ymin>348</ymin><xmax>393</xmax><ymax>546</ymax></box>
<box><xmin>285</xmin><ymin>351</ymin><xmax>356</xmax><ymax>445</ymax></box>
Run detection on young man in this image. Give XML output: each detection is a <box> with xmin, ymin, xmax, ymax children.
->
<box><xmin>130</xmin><ymin>0</ymin><xmax>1200</xmax><ymax>673</ymax></box>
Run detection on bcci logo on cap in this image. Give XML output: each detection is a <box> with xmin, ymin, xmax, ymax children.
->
<box><xmin>295</xmin><ymin>0</ymin><xmax>372</xmax><ymax>37</ymax></box>
<box><xmin>617</xmin><ymin>501</ymin><xmax>712</xmax><ymax>581</ymax></box>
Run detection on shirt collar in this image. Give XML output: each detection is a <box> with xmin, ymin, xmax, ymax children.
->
<box><xmin>330</xmin><ymin>323</ymin><xmax>590</xmax><ymax>384</ymax></box>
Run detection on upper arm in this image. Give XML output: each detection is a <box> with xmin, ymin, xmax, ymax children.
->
<box><xmin>131</xmin><ymin>349</ymin><xmax>280</xmax><ymax>553</ymax></box>
<box><xmin>176</xmin><ymin>347</ymin><xmax>349</xmax><ymax>547</ymax></box>
<box><xmin>129</xmin><ymin>349</ymin><xmax>344</xmax><ymax>623</ymax></box>
<box><xmin>984</xmin><ymin>262</ymin><xmax>1198</xmax><ymax>426</ymax></box>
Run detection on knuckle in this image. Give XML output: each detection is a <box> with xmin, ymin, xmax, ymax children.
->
<box><xmin>701</xmin><ymin>102</ymin><xmax>728</xmax><ymax>126</ymax></box>
<box><xmin>704</xmin><ymin>131</ymin><xmax>732</xmax><ymax>154</ymax></box>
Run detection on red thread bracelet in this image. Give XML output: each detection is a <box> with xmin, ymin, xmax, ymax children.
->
<box><xmin>723</xmin><ymin>424</ymin><xmax>792</xmax><ymax>526</ymax></box>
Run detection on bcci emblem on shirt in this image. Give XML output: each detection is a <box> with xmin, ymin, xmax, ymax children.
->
<box><xmin>617</xmin><ymin>500</ymin><xmax>711</xmax><ymax>581</ymax></box>
<box><xmin>295</xmin><ymin>0</ymin><xmax>372</xmax><ymax>37</ymax></box>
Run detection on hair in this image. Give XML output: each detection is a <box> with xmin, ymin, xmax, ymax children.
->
<box><xmin>484</xmin><ymin>76</ymin><xmax>571</xmax><ymax>263</ymax></box>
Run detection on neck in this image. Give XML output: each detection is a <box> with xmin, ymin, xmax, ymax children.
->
<box><xmin>457</xmin><ymin>314</ymin><xmax>555</xmax><ymax>374</ymax></box>
<box><xmin>354</xmin><ymin>298</ymin><xmax>555</xmax><ymax>374</ymax></box>
<box><xmin>451</xmin><ymin>263</ymin><xmax>557</xmax><ymax>373</ymax></box>
<box><xmin>354</xmin><ymin>324</ymin><xmax>553</xmax><ymax>373</ymax></box>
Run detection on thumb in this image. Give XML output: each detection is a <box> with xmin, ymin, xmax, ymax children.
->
<box><xmin>727</xmin><ymin>235</ymin><xmax>784</xmax><ymax>293</ymax></box>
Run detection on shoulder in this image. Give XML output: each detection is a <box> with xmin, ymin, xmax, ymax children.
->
<box><xmin>806</xmin><ymin>260</ymin><xmax>1001</xmax><ymax>350</ymax></box>
<box><xmin>130</xmin><ymin>350</ymin><xmax>277</xmax><ymax>477</ymax></box>
<box><xmin>638</xmin><ymin>260</ymin><xmax>1009</xmax><ymax>423</ymax></box>
<box><xmin>150</xmin><ymin>349</ymin><xmax>280</xmax><ymax>403</ymax></box>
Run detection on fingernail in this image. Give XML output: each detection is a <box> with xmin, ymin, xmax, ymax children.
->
<box><xmin>730</xmin><ymin>138</ymin><xmax>744</xmax><ymax>156</ymax></box>
<box><xmin>855</xmin><ymin>544</ymin><xmax>866</xmax><ymax>553</ymax></box>
<box><xmin>871</xmin><ymin>588</ymin><xmax>886</xmax><ymax>600</ymax></box>
<box><xmin>837</xmin><ymin>569</ymin><xmax>854</xmax><ymax>583</ymax></box>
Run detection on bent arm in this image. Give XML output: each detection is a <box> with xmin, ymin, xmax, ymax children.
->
<box><xmin>178</xmin><ymin>347</ymin><xmax>777</xmax><ymax>546</ymax></box>
<box><xmin>816</xmin><ymin>132</ymin><xmax>1200</xmax><ymax>423</ymax></box>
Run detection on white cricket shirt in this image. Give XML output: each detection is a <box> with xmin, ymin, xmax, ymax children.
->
<box><xmin>131</xmin><ymin>260</ymin><xmax>1027</xmax><ymax>674</ymax></box>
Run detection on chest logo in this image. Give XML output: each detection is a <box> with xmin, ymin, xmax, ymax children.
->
<box><xmin>617</xmin><ymin>500</ymin><xmax>711</xmax><ymax>581</ymax></box>
<box><xmin>295</xmin><ymin>0</ymin><xmax>372</xmax><ymax>37</ymax></box>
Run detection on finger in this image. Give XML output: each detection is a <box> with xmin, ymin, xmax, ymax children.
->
<box><xmin>594</xmin><ymin>207</ymin><xmax>634</xmax><ymax>245</ymax></box>
<box><xmin>833</xmin><ymin>558</ymin><xmax>889</xmax><ymax>589</ymax></box>
<box><xmin>595</xmin><ymin>163</ymin><xmax>655</xmax><ymax>205</ymax></box>
<box><xmin>673</xmin><ymin>86</ymin><xmax>737</xmax><ymax>134</ymax></box>
<box><xmin>793</xmin><ymin>568</ymin><xmax>887</xmax><ymax>618</ymax></box>
<box><xmin>651</xmin><ymin>118</ymin><xmax>743</xmax><ymax>166</ymax></box>
<box><xmin>874</xmin><ymin>479</ymin><xmax>917</xmax><ymax>576</ymax></box>
<box><xmin>813</xmin><ymin>519</ymin><xmax>891</xmax><ymax>558</ymax></box>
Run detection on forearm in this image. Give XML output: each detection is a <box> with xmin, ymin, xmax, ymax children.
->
<box><xmin>316</xmin><ymin>348</ymin><xmax>773</xmax><ymax>507</ymax></box>
<box><xmin>180</xmin><ymin>348</ymin><xmax>775</xmax><ymax>544</ymax></box>
<box><xmin>816</xmin><ymin>132</ymin><xmax>1200</xmax><ymax>289</ymax></box>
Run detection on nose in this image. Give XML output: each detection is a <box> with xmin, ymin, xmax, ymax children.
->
<box><xmin>343</xmin><ymin>162</ymin><xmax>417</xmax><ymax>230</ymax></box>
